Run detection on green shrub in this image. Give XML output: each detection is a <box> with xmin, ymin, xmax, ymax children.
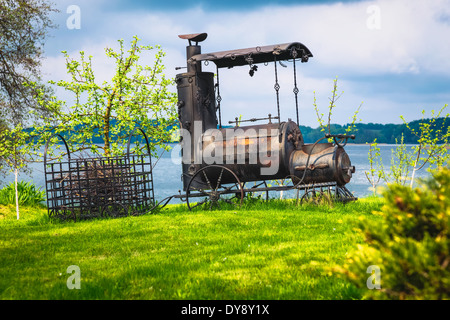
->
<box><xmin>0</xmin><ymin>181</ymin><xmax>46</xmax><ymax>206</ymax></box>
<box><xmin>335</xmin><ymin>167</ymin><xmax>450</xmax><ymax>300</ymax></box>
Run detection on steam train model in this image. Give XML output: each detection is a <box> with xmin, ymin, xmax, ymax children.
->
<box><xmin>171</xmin><ymin>33</ymin><xmax>356</xmax><ymax>209</ymax></box>
<box><xmin>41</xmin><ymin>32</ymin><xmax>357</xmax><ymax>221</ymax></box>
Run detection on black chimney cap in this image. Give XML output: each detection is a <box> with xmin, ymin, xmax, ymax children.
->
<box><xmin>178</xmin><ymin>33</ymin><xmax>208</xmax><ymax>45</ymax></box>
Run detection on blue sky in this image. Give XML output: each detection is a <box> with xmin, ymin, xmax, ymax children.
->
<box><xmin>41</xmin><ymin>0</ymin><xmax>450</xmax><ymax>128</ymax></box>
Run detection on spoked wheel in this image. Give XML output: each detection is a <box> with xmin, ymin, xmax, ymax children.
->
<box><xmin>300</xmin><ymin>189</ymin><xmax>324</xmax><ymax>205</ymax></box>
<box><xmin>186</xmin><ymin>165</ymin><xmax>244</xmax><ymax>211</ymax></box>
<box><xmin>335</xmin><ymin>185</ymin><xmax>357</xmax><ymax>203</ymax></box>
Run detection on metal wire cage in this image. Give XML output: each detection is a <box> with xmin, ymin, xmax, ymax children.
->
<box><xmin>43</xmin><ymin>128</ymin><xmax>155</xmax><ymax>221</ymax></box>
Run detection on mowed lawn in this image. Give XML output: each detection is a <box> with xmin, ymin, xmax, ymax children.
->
<box><xmin>0</xmin><ymin>198</ymin><xmax>383</xmax><ymax>300</ymax></box>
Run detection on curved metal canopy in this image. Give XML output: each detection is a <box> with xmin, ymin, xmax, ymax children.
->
<box><xmin>190</xmin><ymin>42</ymin><xmax>313</xmax><ymax>68</ymax></box>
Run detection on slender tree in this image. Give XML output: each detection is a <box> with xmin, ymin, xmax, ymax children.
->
<box><xmin>313</xmin><ymin>77</ymin><xmax>362</xmax><ymax>141</ymax></box>
<box><xmin>38</xmin><ymin>36</ymin><xmax>178</xmax><ymax>159</ymax></box>
<box><xmin>401</xmin><ymin>105</ymin><xmax>450</xmax><ymax>188</ymax></box>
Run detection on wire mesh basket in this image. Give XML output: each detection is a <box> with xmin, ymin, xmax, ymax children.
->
<box><xmin>43</xmin><ymin>128</ymin><xmax>155</xmax><ymax>221</ymax></box>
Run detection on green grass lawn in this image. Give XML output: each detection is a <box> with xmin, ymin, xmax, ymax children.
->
<box><xmin>0</xmin><ymin>197</ymin><xmax>384</xmax><ymax>300</ymax></box>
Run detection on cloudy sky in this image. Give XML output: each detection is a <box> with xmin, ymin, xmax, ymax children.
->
<box><xmin>41</xmin><ymin>0</ymin><xmax>450</xmax><ymax>128</ymax></box>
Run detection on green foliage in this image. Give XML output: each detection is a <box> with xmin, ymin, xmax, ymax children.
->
<box><xmin>388</xmin><ymin>133</ymin><xmax>414</xmax><ymax>185</ymax></box>
<box><xmin>365</xmin><ymin>105</ymin><xmax>450</xmax><ymax>188</ymax></box>
<box><xmin>403</xmin><ymin>105</ymin><xmax>450</xmax><ymax>187</ymax></box>
<box><xmin>313</xmin><ymin>77</ymin><xmax>361</xmax><ymax>143</ymax></box>
<box><xmin>0</xmin><ymin>125</ymin><xmax>43</xmax><ymax>219</ymax></box>
<box><xmin>35</xmin><ymin>35</ymin><xmax>178</xmax><ymax>159</ymax></box>
<box><xmin>401</xmin><ymin>106</ymin><xmax>450</xmax><ymax>157</ymax></box>
<box><xmin>0</xmin><ymin>124</ymin><xmax>36</xmax><ymax>173</ymax></box>
<box><xmin>336</xmin><ymin>167</ymin><xmax>450</xmax><ymax>299</ymax></box>
<box><xmin>0</xmin><ymin>181</ymin><xmax>45</xmax><ymax>207</ymax></box>
<box><xmin>365</xmin><ymin>139</ymin><xmax>385</xmax><ymax>194</ymax></box>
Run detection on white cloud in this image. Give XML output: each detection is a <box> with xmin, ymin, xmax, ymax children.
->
<box><xmin>41</xmin><ymin>0</ymin><xmax>450</xmax><ymax>126</ymax></box>
<box><xmin>46</xmin><ymin>0</ymin><xmax>450</xmax><ymax>77</ymax></box>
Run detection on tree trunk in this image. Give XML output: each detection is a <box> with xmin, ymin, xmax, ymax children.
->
<box><xmin>15</xmin><ymin>168</ymin><xmax>19</xmax><ymax>220</ymax></box>
<box><xmin>279</xmin><ymin>179</ymin><xmax>284</xmax><ymax>199</ymax></box>
<box><xmin>410</xmin><ymin>167</ymin><xmax>417</xmax><ymax>189</ymax></box>
<box><xmin>103</xmin><ymin>94</ymin><xmax>115</xmax><ymax>157</ymax></box>
<box><xmin>410</xmin><ymin>146</ymin><xmax>422</xmax><ymax>189</ymax></box>
<box><xmin>103</xmin><ymin>118</ymin><xmax>110</xmax><ymax>156</ymax></box>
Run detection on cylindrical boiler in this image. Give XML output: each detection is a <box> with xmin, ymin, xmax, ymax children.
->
<box><xmin>289</xmin><ymin>143</ymin><xmax>355</xmax><ymax>186</ymax></box>
<box><xmin>194</xmin><ymin>120</ymin><xmax>303</xmax><ymax>186</ymax></box>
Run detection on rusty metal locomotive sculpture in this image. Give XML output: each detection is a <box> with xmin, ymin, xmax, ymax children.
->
<box><xmin>42</xmin><ymin>32</ymin><xmax>357</xmax><ymax>220</ymax></box>
<box><xmin>173</xmin><ymin>33</ymin><xmax>356</xmax><ymax>209</ymax></box>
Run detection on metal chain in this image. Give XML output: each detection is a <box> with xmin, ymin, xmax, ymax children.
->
<box><xmin>216</xmin><ymin>66</ymin><xmax>222</xmax><ymax>128</ymax></box>
<box><xmin>273</xmin><ymin>55</ymin><xmax>281</xmax><ymax>123</ymax></box>
<box><xmin>292</xmin><ymin>48</ymin><xmax>300</xmax><ymax>125</ymax></box>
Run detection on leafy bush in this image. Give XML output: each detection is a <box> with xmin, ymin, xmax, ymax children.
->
<box><xmin>0</xmin><ymin>181</ymin><xmax>45</xmax><ymax>206</ymax></box>
<box><xmin>336</xmin><ymin>167</ymin><xmax>450</xmax><ymax>299</ymax></box>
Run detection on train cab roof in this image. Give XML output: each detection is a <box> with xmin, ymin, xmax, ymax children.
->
<box><xmin>189</xmin><ymin>42</ymin><xmax>313</xmax><ymax>68</ymax></box>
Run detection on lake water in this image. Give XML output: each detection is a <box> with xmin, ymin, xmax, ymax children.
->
<box><xmin>0</xmin><ymin>144</ymin><xmax>434</xmax><ymax>204</ymax></box>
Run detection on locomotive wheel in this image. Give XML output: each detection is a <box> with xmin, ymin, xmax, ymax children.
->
<box><xmin>300</xmin><ymin>189</ymin><xmax>324</xmax><ymax>205</ymax></box>
<box><xmin>186</xmin><ymin>165</ymin><xmax>244</xmax><ymax>211</ymax></box>
<box><xmin>334</xmin><ymin>185</ymin><xmax>356</xmax><ymax>203</ymax></box>
<box><xmin>300</xmin><ymin>188</ymin><xmax>334</xmax><ymax>205</ymax></box>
